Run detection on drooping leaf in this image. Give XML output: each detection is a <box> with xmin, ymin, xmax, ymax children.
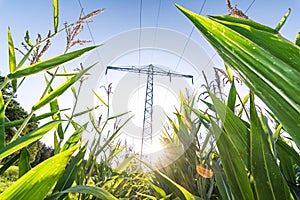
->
<box><xmin>7</xmin><ymin>45</ymin><xmax>98</xmax><ymax>80</ymax></box>
<box><xmin>296</xmin><ymin>32</ymin><xmax>300</xmax><ymax>47</ymax></box>
<box><xmin>32</xmin><ymin>65</ymin><xmax>94</xmax><ymax>111</ymax></box>
<box><xmin>176</xmin><ymin>5</ymin><xmax>300</xmax><ymax>147</ymax></box>
<box><xmin>8</xmin><ymin>27</ymin><xmax>17</xmax><ymax>92</ymax></box>
<box><xmin>0</xmin><ymin>121</ymin><xmax>60</xmax><ymax>160</ymax></box>
<box><xmin>249</xmin><ymin>92</ymin><xmax>293</xmax><ymax>199</ymax></box>
<box><xmin>53</xmin><ymin>0</ymin><xmax>59</xmax><ymax>33</ymax></box>
<box><xmin>0</xmin><ymin>144</ymin><xmax>78</xmax><ymax>200</ymax></box>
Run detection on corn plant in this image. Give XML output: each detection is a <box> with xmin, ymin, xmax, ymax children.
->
<box><xmin>174</xmin><ymin>4</ymin><xmax>300</xmax><ymax>200</ymax></box>
<box><xmin>0</xmin><ymin>1</ymin><xmax>124</xmax><ymax>199</ymax></box>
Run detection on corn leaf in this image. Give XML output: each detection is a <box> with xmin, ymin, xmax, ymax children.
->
<box><xmin>296</xmin><ymin>32</ymin><xmax>300</xmax><ymax>47</ymax></box>
<box><xmin>0</xmin><ymin>121</ymin><xmax>60</xmax><ymax>160</ymax></box>
<box><xmin>143</xmin><ymin>161</ymin><xmax>202</xmax><ymax>200</ymax></box>
<box><xmin>210</xmin><ymin>120</ymin><xmax>254</xmax><ymax>200</ymax></box>
<box><xmin>53</xmin><ymin>0</ymin><xmax>59</xmax><ymax>33</ymax></box>
<box><xmin>60</xmin><ymin>123</ymin><xmax>86</xmax><ymax>152</ymax></box>
<box><xmin>7</xmin><ymin>45</ymin><xmax>98</xmax><ymax>80</ymax></box>
<box><xmin>46</xmin><ymin>185</ymin><xmax>118</xmax><ymax>200</ymax></box>
<box><xmin>275</xmin><ymin>8</ymin><xmax>291</xmax><ymax>31</ymax></box>
<box><xmin>209</xmin><ymin>91</ymin><xmax>250</xmax><ymax>168</ymax></box>
<box><xmin>211</xmin><ymin>160</ymin><xmax>233</xmax><ymax>200</ymax></box>
<box><xmin>46</xmin><ymin>76</ymin><xmax>64</xmax><ymax>139</ymax></box>
<box><xmin>176</xmin><ymin>5</ymin><xmax>300</xmax><ymax>147</ymax></box>
<box><xmin>0</xmin><ymin>144</ymin><xmax>78</xmax><ymax>200</ymax></box>
<box><xmin>226</xmin><ymin>80</ymin><xmax>236</xmax><ymax>112</ymax></box>
<box><xmin>8</xmin><ymin>27</ymin><xmax>17</xmax><ymax>92</ymax></box>
<box><xmin>249</xmin><ymin>92</ymin><xmax>293</xmax><ymax>199</ymax></box>
<box><xmin>93</xmin><ymin>90</ymin><xmax>108</xmax><ymax>107</ymax></box>
<box><xmin>52</xmin><ymin>147</ymin><xmax>86</xmax><ymax>197</ymax></box>
<box><xmin>18</xmin><ymin>147</ymin><xmax>31</xmax><ymax>177</ymax></box>
<box><xmin>32</xmin><ymin>65</ymin><xmax>94</xmax><ymax>111</ymax></box>
<box><xmin>4</xmin><ymin>110</ymin><xmax>61</xmax><ymax>128</ymax></box>
<box><xmin>0</xmin><ymin>91</ymin><xmax>4</xmax><ymax>148</ymax></box>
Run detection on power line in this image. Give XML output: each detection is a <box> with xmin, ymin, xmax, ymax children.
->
<box><xmin>150</xmin><ymin>0</ymin><xmax>162</xmax><ymax>62</ymax></box>
<box><xmin>174</xmin><ymin>0</ymin><xmax>207</xmax><ymax>72</ymax></box>
<box><xmin>245</xmin><ymin>0</ymin><xmax>256</xmax><ymax>13</ymax></box>
<box><xmin>194</xmin><ymin>0</ymin><xmax>257</xmax><ymax>83</ymax></box>
<box><xmin>78</xmin><ymin>0</ymin><xmax>97</xmax><ymax>46</ymax></box>
<box><xmin>138</xmin><ymin>0</ymin><xmax>143</xmax><ymax>66</ymax></box>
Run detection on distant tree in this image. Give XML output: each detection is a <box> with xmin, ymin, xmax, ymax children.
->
<box><xmin>0</xmin><ymin>76</ymin><xmax>52</xmax><ymax>165</ymax></box>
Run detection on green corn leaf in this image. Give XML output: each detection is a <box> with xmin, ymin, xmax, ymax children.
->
<box><xmin>227</xmin><ymin>80</ymin><xmax>236</xmax><ymax>112</ymax></box>
<box><xmin>8</xmin><ymin>27</ymin><xmax>17</xmax><ymax>92</ymax></box>
<box><xmin>0</xmin><ymin>144</ymin><xmax>78</xmax><ymax>200</ymax></box>
<box><xmin>52</xmin><ymin>147</ymin><xmax>86</xmax><ymax>196</ymax></box>
<box><xmin>150</xmin><ymin>183</ymin><xmax>167</xmax><ymax>198</ymax></box>
<box><xmin>249</xmin><ymin>92</ymin><xmax>293</xmax><ymax>199</ymax></box>
<box><xmin>53</xmin><ymin>0</ymin><xmax>59</xmax><ymax>33</ymax></box>
<box><xmin>211</xmin><ymin>160</ymin><xmax>233</xmax><ymax>200</ymax></box>
<box><xmin>275</xmin><ymin>8</ymin><xmax>291</xmax><ymax>31</ymax></box>
<box><xmin>136</xmin><ymin>192</ymin><xmax>157</xmax><ymax>200</ymax></box>
<box><xmin>210</xmin><ymin>121</ymin><xmax>254</xmax><ymax>200</ymax></box>
<box><xmin>237</xmin><ymin>93</ymin><xmax>249</xmax><ymax>118</ymax></box>
<box><xmin>32</xmin><ymin>65</ymin><xmax>94</xmax><ymax>111</ymax></box>
<box><xmin>114</xmin><ymin>156</ymin><xmax>135</xmax><ymax>173</ymax></box>
<box><xmin>277</xmin><ymin>140</ymin><xmax>296</xmax><ymax>185</ymax></box>
<box><xmin>24</xmin><ymin>30</ymin><xmax>33</xmax><ymax>47</ymax></box>
<box><xmin>46</xmin><ymin>185</ymin><xmax>118</xmax><ymax>200</ymax></box>
<box><xmin>45</xmin><ymin>76</ymin><xmax>64</xmax><ymax>139</ymax></box>
<box><xmin>0</xmin><ymin>153</ymin><xmax>20</xmax><ymax>175</ymax></box>
<box><xmin>210</xmin><ymin>91</ymin><xmax>250</xmax><ymax>168</ymax></box>
<box><xmin>93</xmin><ymin>90</ymin><xmax>108</xmax><ymax>107</ymax></box>
<box><xmin>7</xmin><ymin>45</ymin><xmax>98</xmax><ymax>80</ymax></box>
<box><xmin>4</xmin><ymin>110</ymin><xmax>61</xmax><ymax>128</ymax></box>
<box><xmin>0</xmin><ymin>91</ymin><xmax>4</xmax><ymax>148</ymax></box>
<box><xmin>176</xmin><ymin>5</ymin><xmax>300</xmax><ymax>147</ymax></box>
<box><xmin>296</xmin><ymin>32</ymin><xmax>300</xmax><ymax>47</ymax></box>
<box><xmin>207</xmin><ymin>15</ymin><xmax>278</xmax><ymax>34</ymax></box>
<box><xmin>143</xmin><ymin>161</ymin><xmax>202</xmax><ymax>200</ymax></box>
<box><xmin>60</xmin><ymin>124</ymin><xmax>86</xmax><ymax>152</ymax></box>
<box><xmin>18</xmin><ymin>147</ymin><xmax>31</xmax><ymax>177</ymax></box>
<box><xmin>276</xmin><ymin>138</ymin><xmax>300</xmax><ymax>167</ymax></box>
<box><xmin>0</xmin><ymin>121</ymin><xmax>60</xmax><ymax>160</ymax></box>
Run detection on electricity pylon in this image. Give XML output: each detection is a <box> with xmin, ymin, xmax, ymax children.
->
<box><xmin>106</xmin><ymin>64</ymin><xmax>193</xmax><ymax>158</ymax></box>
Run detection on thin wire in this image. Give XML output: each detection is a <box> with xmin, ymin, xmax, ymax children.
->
<box><xmin>138</xmin><ymin>0</ymin><xmax>143</xmax><ymax>66</ymax></box>
<box><xmin>174</xmin><ymin>0</ymin><xmax>207</xmax><ymax>72</ymax></box>
<box><xmin>194</xmin><ymin>0</ymin><xmax>256</xmax><ymax>83</ymax></box>
<box><xmin>163</xmin><ymin>0</ymin><xmax>207</xmax><ymax>102</ymax></box>
<box><xmin>77</xmin><ymin>0</ymin><xmax>106</xmax><ymax>84</ymax></box>
<box><xmin>137</xmin><ymin>0</ymin><xmax>143</xmax><ymax>153</ymax></box>
<box><xmin>245</xmin><ymin>0</ymin><xmax>256</xmax><ymax>13</ymax></box>
<box><xmin>78</xmin><ymin>0</ymin><xmax>97</xmax><ymax>46</ymax></box>
<box><xmin>150</xmin><ymin>0</ymin><xmax>162</xmax><ymax>63</ymax></box>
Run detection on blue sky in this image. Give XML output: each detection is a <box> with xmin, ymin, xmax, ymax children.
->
<box><xmin>0</xmin><ymin>1</ymin><xmax>299</xmax><ymax>147</ymax></box>
<box><xmin>1</xmin><ymin>0</ymin><xmax>299</xmax><ymax>107</ymax></box>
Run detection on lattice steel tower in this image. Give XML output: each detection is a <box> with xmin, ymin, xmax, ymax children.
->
<box><xmin>106</xmin><ymin>64</ymin><xmax>193</xmax><ymax>157</ymax></box>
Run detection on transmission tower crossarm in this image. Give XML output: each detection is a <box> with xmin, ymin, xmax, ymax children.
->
<box><xmin>106</xmin><ymin>64</ymin><xmax>193</xmax><ymax>84</ymax></box>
